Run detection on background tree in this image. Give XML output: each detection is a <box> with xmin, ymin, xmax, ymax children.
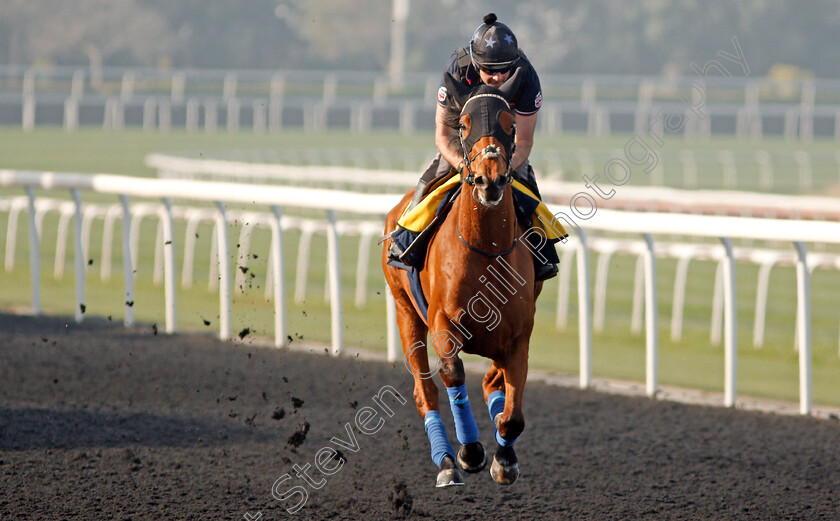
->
<box><xmin>0</xmin><ymin>0</ymin><xmax>171</xmax><ymax>68</ymax></box>
<box><xmin>141</xmin><ymin>0</ymin><xmax>306</xmax><ymax>69</ymax></box>
<box><xmin>1</xmin><ymin>0</ymin><xmax>839</xmax><ymax>78</ymax></box>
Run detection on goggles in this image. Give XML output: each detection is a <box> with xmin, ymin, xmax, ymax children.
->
<box><xmin>478</xmin><ymin>63</ymin><xmax>514</xmax><ymax>75</ymax></box>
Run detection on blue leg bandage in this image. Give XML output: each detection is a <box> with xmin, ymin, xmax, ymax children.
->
<box><xmin>487</xmin><ymin>390</ymin><xmax>516</xmax><ymax>447</ymax></box>
<box><xmin>423</xmin><ymin>410</ymin><xmax>455</xmax><ymax>467</ymax></box>
<box><xmin>446</xmin><ymin>384</ymin><xmax>480</xmax><ymax>445</ymax></box>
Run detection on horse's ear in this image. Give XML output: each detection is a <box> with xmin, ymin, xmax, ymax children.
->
<box><xmin>498</xmin><ymin>110</ymin><xmax>514</xmax><ymax>135</ymax></box>
<box><xmin>443</xmin><ymin>72</ymin><xmax>472</xmax><ymax>110</ymax></box>
<box><xmin>497</xmin><ymin>68</ymin><xmax>524</xmax><ymax>102</ymax></box>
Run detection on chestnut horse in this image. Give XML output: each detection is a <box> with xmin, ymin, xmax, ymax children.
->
<box><xmin>382</xmin><ymin>71</ymin><xmax>542</xmax><ymax>487</ymax></box>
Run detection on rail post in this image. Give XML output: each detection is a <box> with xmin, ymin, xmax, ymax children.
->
<box><xmin>720</xmin><ymin>237</ymin><xmax>737</xmax><ymax>407</ymax></box>
<box><xmin>386</xmin><ymin>285</ymin><xmax>399</xmax><ymax>362</ymax></box>
<box><xmin>269</xmin><ymin>206</ymin><xmax>287</xmax><ymax>348</ymax></box>
<box><xmin>161</xmin><ymin>198</ymin><xmax>177</xmax><ymax>333</ymax></box>
<box><xmin>216</xmin><ymin>202</ymin><xmax>231</xmax><ymax>340</ymax></box>
<box><xmin>793</xmin><ymin>242</ymin><xmax>812</xmax><ymax>415</ymax></box>
<box><xmin>25</xmin><ymin>187</ymin><xmax>41</xmax><ymax>315</ymax></box>
<box><xmin>575</xmin><ymin>229</ymin><xmax>592</xmax><ymax>389</ymax></box>
<box><xmin>326</xmin><ymin>210</ymin><xmax>343</xmax><ymax>355</ymax></box>
<box><xmin>71</xmin><ymin>189</ymin><xmax>85</xmax><ymax>322</ymax></box>
<box><xmin>119</xmin><ymin>195</ymin><xmax>135</xmax><ymax>326</ymax></box>
<box><xmin>642</xmin><ymin>233</ymin><xmax>658</xmax><ymax>398</ymax></box>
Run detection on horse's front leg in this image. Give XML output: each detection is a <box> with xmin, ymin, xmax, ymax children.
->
<box><xmin>424</xmin><ymin>315</ymin><xmax>485</xmax><ymax>481</ymax></box>
<box><xmin>482</xmin><ymin>341</ymin><xmax>529</xmax><ymax>485</ymax></box>
<box><xmin>390</xmin><ymin>296</ymin><xmax>463</xmax><ymax>487</ymax></box>
<box><xmin>436</xmin><ymin>347</ymin><xmax>487</xmax><ymax>475</ymax></box>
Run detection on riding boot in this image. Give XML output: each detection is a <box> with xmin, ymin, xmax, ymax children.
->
<box><xmin>388</xmin><ymin>178</ymin><xmax>431</xmax><ymax>261</ymax></box>
<box><xmin>408</xmin><ymin>178</ymin><xmax>430</xmax><ymax>212</ymax></box>
<box><xmin>534</xmin><ymin>260</ymin><xmax>559</xmax><ymax>282</ymax></box>
<box><xmin>387</xmin><ymin>241</ymin><xmax>404</xmax><ymax>262</ymax></box>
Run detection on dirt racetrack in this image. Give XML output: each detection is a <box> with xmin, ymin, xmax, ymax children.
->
<box><xmin>2</xmin><ymin>312</ymin><xmax>840</xmax><ymax>520</ymax></box>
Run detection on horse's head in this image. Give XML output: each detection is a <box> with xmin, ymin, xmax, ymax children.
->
<box><xmin>444</xmin><ymin>70</ymin><xmax>523</xmax><ymax>207</ymax></box>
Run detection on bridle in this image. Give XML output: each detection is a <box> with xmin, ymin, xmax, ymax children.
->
<box><xmin>457</xmin><ymin>94</ymin><xmax>516</xmax><ymax>190</ymax></box>
<box><xmin>454</xmin><ymin>92</ymin><xmax>518</xmax><ymax>257</ymax></box>
<box><xmin>460</xmin><ymin>143</ymin><xmax>513</xmax><ymax>192</ymax></box>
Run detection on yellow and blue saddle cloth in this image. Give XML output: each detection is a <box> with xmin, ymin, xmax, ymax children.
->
<box><xmin>389</xmin><ymin>173</ymin><xmax>566</xmax><ymax>270</ymax></box>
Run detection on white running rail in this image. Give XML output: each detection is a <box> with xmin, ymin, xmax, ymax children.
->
<box><xmin>146</xmin><ymin>153</ymin><xmax>840</xmax><ymax>219</ymax></box>
<box><xmin>3</xmin><ymin>169</ymin><xmax>840</xmax><ymax>415</ymax></box>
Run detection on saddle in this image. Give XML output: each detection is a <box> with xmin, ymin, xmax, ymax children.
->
<box><xmin>387</xmin><ymin>171</ymin><xmax>567</xmax><ymax>271</ymax></box>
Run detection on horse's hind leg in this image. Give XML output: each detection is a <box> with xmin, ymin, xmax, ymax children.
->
<box><xmin>482</xmin><ymin>351</ymin><xmax>528</xmax><ymax>485</ymax></box>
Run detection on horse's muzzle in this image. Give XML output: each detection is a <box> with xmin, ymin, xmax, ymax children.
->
<box><xmin>472</xmin><ymin>175</ymin><xmax>506</xmax><ymax>207</ymax></box>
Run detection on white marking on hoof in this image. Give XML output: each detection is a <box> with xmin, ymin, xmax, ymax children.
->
<box><xmin>436</xmin><ymin>468</ymin><xmax>465</xmax><ymax>488</ymax></box>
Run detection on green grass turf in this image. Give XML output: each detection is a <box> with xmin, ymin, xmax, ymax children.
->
<box><xmin>2</xmin><ymin>126</ymin><xmax>838</xmax><ymax>194</ymax></box>
<box><xmin>1</xmin><ymin>127</ymin><xmax>839</xmax><ymax>408</ymax></box>
<box><xmin>0</xmin><ymin>127</ymin><xmax>430</xmax><ymax>177</ymax></box>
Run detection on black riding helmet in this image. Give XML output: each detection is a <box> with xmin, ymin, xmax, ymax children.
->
<box><xmin>469</xmin><ymin>13</ymin><xmax>519</xmax><ymax>73</ymax></box>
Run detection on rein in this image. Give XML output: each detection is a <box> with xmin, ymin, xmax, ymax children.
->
<box><xmin>455</xmin><ymin>141</ymin><xmax>518</xmax><ymax>257</ymax></box>
<box><xmin>454</xmin><ymin>183</ymin><xmax>518</xmax><ymax>258</ymax></box>
<box><xmin>455</xmin><ymin>217</ymin><xmax>518</xmax><ymax>257</ymax></box>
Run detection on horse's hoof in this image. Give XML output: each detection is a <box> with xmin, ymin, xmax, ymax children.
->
<box><xmin>436</xmin><ymin>468</ymin><xmax>465</xmax><ymax>487</ymax></box>
<box><xmin>436</xmin><ymin>456</ymin><xmax>465</xmax><ymax>488</ymax></box>
<box><xmin>457</xmin><ymin>441</ymin><xmax>486</xmax><ymax>473</ymax></box>
<box><xmin>490</xmin><ymin>446</ymin><xmax>519</xmax><ymax>485</ymax></box>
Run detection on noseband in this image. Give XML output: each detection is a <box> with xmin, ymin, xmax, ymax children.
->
<box><xmin>466</xmin><ymin>145</ymin><xmax>511</xmax><ymax>207</ymax></box>
<box><xmin>459</xmin><ymin>142</ymin><xmax>514</xmax><ymax>188</ymax></box>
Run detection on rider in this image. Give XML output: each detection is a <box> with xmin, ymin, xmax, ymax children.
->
<box><xmin>390</xmin><ymin>12</ymin><xmax>558</xmax><ymax>281</ymax></box>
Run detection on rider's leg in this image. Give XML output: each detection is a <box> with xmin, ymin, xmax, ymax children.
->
<box><xmin>408</xmin><ymin>153</ymin><xmax>452</xmax><ymax>211</ymax></box>
<box><xmin>388</xmin><ymin>154</ymin><xmax>453</xmax><ymax>261</ymax></box>
<box><xmin>514</xmin><ymin>161</ymin><xmax>558</xmax><ymax>281</ymax></box>
<box><xmin>513</xmin><ymin>161</ymin><xmax>541</xmax><ymax>199</ymax></box>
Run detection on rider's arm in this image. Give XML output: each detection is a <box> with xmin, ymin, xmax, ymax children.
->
<box><xmin>434</xmin><ymin>103</ymin><xmax>466</xmax><ymax>172</ymax></box>
<box><xmin>511</xmin><ymin>111</ymin><xmax>537</xmax><ymax>172</ymax></box>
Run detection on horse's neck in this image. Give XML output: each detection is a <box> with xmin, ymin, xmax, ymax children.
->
<box><xmin>455</xmin><ymin>187</ymin><xmax>516</xmax><ymax>253</ymax></box>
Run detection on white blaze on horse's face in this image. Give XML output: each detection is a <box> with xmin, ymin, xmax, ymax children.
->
<box><xmin>473</xmin><ymin>145</ymin><xmax>506</xmax><ymax>206</ymax></box>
